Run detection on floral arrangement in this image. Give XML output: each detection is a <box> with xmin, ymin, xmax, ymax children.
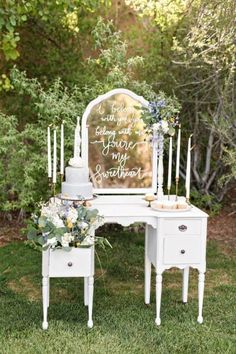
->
<box><xmin>141</xmin><ymin>91</ymin><xmax>181</xmax><ymax>136</ymax></box>
<box><xmin>27</xmin><ymin>198</ymin><xmax>111</xmax><ymax>251</ymax></box>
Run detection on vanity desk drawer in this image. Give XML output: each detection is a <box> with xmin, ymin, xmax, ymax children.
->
<box><xmin>48</xmin><ymin>248</ymin><xmax>93</xmax><ymax>278</ymax></box>
<box><xmin>162</xmin><ymin>219</ymin><xmax>202</xmax><ymax>236</ymax></box>
<box><xmin>163</xmin><ymin>236</ymin><xmax>202</xmax><ymax>264</ymax></box>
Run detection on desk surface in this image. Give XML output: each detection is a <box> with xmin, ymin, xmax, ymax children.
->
<box><xmin>92</xmin><ymin>195</ymin><xmax>208</xmax><ymax>219</ymax></box>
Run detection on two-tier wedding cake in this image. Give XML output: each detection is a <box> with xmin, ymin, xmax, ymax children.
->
<box><xmin>61</xmin><ymin>118</ymin><xmax>93</xmax><ymax>200</ymax></box>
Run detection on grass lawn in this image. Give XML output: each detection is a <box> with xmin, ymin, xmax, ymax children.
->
<box><xmin>0</xmin><ymin>228</ymin><xmax>236</xmax><ymax>354</ymax></box>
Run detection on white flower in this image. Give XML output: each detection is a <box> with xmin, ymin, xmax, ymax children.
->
<box><xmin>41</xmin><ymin>206</ymin><xmax>51</xmax><ymax>218</ymax></box>
<box><xmin>50</xmin><ymin>197</ymin><xmax>61</xmax><ymax>206</ymax></box>
<box><xmin>61</xmin><ymin>232</ymin><xmax>74</xmax><ymax>247</ymax></box>
<box><xmin>51</xmin><ymin>215</ymin><xmax>65</xmax><ymax>228</ymax></box>
<box><xmin>67</xmin><ymin>207</ymin><xmax>78</xmax><ymax>223</ymax></box>
<box><xmin>161</xmin><ymin>120</ymin><xmax>169</xmax><ymax>133</ymax></box>
<box><xmin>81</xmin><ymin>235</ymin><xmax>94</xmax><ymax>246</ymax></box>
<box><xmin>152</xmin><ymin>123</ymin><xmax>160</xmax><ymax>131</ymax></box>
<box><xmin>41</xmin><ymin>203</ymin><xmax>60</xmax><ymax>221</ymax></box>
<box><xmin>47</xmin><ymin>237</ymin><xmax>57</xmax><ymax>248</ymax></box>
<box><xmin>78</xmin><ymin>221</ymin><xmax>89</xmax><ymax>230</ymax></box>
<box><xmin>92</xmin><ymin>217</ymin><xmax>104</xmax><ymax>230</ymax></box>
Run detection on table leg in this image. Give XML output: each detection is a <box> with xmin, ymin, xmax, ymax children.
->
<box><xmin>155</xmin><ymin>272</ymin><xmax>163</xmax><ymax>326</ymax></box>
<box><xmin>84</xmin><ymin>277</ymin><xmax>89</xmax><ymax>306</ymax></box>
<box><xmin>182</xmin><ymin>267</ymin><xmax>189</xmax><ymax>303</ymax></box>
<box><xmin>145</xmin><ymin>225</ymin><xmax>151</xmax><ymax>304</ymax></box>
<box><xmin>197</xmin><ymin>271</ymin><xmax>205</xmax><ymax>324</ymax></box>
<box><xmin>87</xmin><ymin>276</ymin><xmax>94</xmax><ymax>328</ymax></box>
<box><xmin>47</xmin><ymin>277</ymin><xmax>50</xmax><ymax>308</ymax></box>
<box><xmin>42</xmin><ymin>276</ymin><xmax>49</xmax><ymax>330</ymax></box>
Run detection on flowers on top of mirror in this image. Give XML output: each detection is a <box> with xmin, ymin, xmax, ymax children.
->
<box><xmin>27</xmin><ymin>198</ymin><xmax>108</xmax><ymax>251</ymax></box>
<box><xmin>141</xmin><ymin>92</ymin><xmax>181</xmax><ymax>136</ymax></box>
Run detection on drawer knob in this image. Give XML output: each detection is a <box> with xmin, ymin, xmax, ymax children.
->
<box><xmin>67</xmin><ymin>262</ymin><xmax>73</xmax><ymax>267</ymax></box>
<box><xmin>179</xmin><ymin>225</ymin><xmax>187</xmax><ymax>232</ymax></box>
<box><xmin>180</xmin><ymin>249</ymin><xmax>186</xmax><ymax>254</ymax></box>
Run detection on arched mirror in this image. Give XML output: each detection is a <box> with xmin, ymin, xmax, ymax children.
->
<box><xmin>81</xmin><ymin>89</ymin><xmax>157</xmax><ymax>194</ymax></box>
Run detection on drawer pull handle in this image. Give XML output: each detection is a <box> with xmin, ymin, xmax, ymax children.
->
<box><xmin>68</xmin><ymin>262</ymin><xmax>73</xmax><ymax>267</ymax></box>
<box><xmin>179</xmin><ymin>225</ymin><xmax>187</xmax><ymax>232</ymax></box>
<box><xmin>180</xmin><ymin>249</ymin><xmax>186</xmax><ymax>254</ymax></box>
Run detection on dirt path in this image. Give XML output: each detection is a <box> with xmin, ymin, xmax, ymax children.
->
<box><xmin>208</xmin><ymin>209</ymin><xmax>236</xmax><ymax>248</ymax></box>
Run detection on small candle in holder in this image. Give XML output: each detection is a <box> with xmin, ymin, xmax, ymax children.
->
<box><xmin>177</xmin><ymin>200</ymin><xmax>189</xmax><ymax>210</ymax></box>
<box><xmin>162</xmin><ymin>200</ymin><xmax>177</xmax><ymax>210</ymax></box>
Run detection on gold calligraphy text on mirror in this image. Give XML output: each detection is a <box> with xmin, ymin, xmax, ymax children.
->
<box><xmin>88</xmin><ymin>93</ymin><xmax>152</xmax><ymax>189</ymax></box>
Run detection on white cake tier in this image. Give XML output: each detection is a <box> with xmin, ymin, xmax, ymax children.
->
<box><xmin>61</xmin><ymin>181</ymin><xmax>93</xmax><ymax>200</ymax></box>
<box><xmin>65</xmin><ymin>166</ymin><xmax>90</xmax><ymax>184</ymax></box>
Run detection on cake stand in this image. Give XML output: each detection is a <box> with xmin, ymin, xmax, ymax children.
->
<box><xmin>56</xmin><ymin>193</ymin><xmax>98</xmax><ymax>207</ymax></box>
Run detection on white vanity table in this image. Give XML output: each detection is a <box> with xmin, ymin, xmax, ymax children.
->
<box><xmin>92</xmin><ymin>195</ymin><xmax>208</xmax><ymax>325</ymax></box>
<box><xmin>42</xmin><ymin>88</ymin><xmax>208</xmax><ymax>329</ymax></box>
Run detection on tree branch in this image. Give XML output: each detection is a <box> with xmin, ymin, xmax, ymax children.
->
<box><xmin>202</xmin><ymin>127</ymin><xmax>214</xmax><ymax>183</ymax></box>
<box><xmin>192</xmin><ymin>97</ymin><xmax>201</xmax><ymax>185</ymax></box>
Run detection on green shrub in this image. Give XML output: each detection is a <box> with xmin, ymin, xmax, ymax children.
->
<box><xmin>0</xmin><ymin>19</ymin><xmax>156</xmax><ymax>213</ymax></box>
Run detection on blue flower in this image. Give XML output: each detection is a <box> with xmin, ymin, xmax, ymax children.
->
<box><xmin>149</xmin><ymin>100</ymin><xmax>166</xmax><ymax>120</ymax></box>
<box><xmin>157</xmin><ymin>99</ymin><xmax>166</xmax><ymax>108</ymax></box>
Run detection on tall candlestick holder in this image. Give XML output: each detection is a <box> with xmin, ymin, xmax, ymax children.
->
<box><xmin>167</xmin><ymin>188</ymin><xmax>170</xmax><ymax>201</ymax></box>
<box><xmin>48</xmin><ymin>177</ymin><xmax>52</xmax><ymax>187</ymax></box>
<box><xmin>175</xmin><ymin>177</ymin><xmax>179</xmax><ymax>201</ymax></box>
<box><xmin>60</xmin><ymin>174</ymin><xmax>64</xmax><ymax>183</ymax></box>
<box><xmin>48</xmin><ymin>177</ymin><xmax>53</xmax><ymax>197</ymax></box>
<box><xmin>186</xmin><ymin>197</ymin><xmax>190</xmax><ymax>205</ymax></box>
<box><xmin>52</xmin><ymin>183</ymin><xmax>56</xmax><ymax>198</ymax></box>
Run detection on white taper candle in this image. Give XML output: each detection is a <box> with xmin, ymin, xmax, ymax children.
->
<box><xmin>53</xmin><ymin>129</ymin><xmax>57</xmax><ymax>184</ymax></box>
<box><xmin>47</xmin><ymin>126</ymin><xmax>52</xmax><ymax>178</ymax></box>
<box><xmin>167</xmin><ymin>137</ymin><xmax>172</xmax><ymax>190</ymax></box>
<box><xmin>176</xmin><ymin>126</ymin><xmax>181</xmax><ymax>179</ymax></box>
<box><xmin>73</xmin><ymin>117</ymin><xmax>80</xmax><ymax>158</ymax></box>
<box><xmin>60</xmin><ymin>122</ymin><xmax>64</xmax><ymax>175</ymax></box>
<box><xmin>185</xmin><ymin>135</ymin><xmax>192</xmax><ymax>199</ymax></box>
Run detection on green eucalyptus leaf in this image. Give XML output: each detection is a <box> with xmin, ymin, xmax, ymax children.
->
<box><xmin>27</xmin><ymin>228</ymin><xmax>38</xmax><ymax>240</ymax></box>
<box><xmin>37</xmin><ymin>236</ymin><xmax>44</xmax><ymax>245</ymax></box>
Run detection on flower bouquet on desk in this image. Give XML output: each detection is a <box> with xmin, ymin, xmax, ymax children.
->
<box><xmin>27</xmin><ymin>198</ymin><xmax>112</xmax><ymax>251</ymax></box>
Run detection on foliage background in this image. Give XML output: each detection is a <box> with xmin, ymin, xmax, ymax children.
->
<box><xmin>0</xmin><ymin>0</ymin><xmax>235</xmax><ymax>214</ymax></box>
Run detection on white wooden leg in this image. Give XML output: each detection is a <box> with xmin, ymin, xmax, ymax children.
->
<box><xmin>47</xmin><ymin>277</ymin><xmax>50</xmax><ymax>308</ymax></box>
<box><xmin>155</xmin><ymin>272</ymin><xmax>163</xmax><ymax>326</ymax></box>
<box><xmin>42</xmin><ymin>276</ymin><xmax>48</xmax><ymax>330</ymax></box>
<box><xmin>182</xmin><ymin>267</ymin><xmax>189</xmax><ymax>303</ymax></box>
<box><xmin>87</xmin><ymin>276</ymin><xmax>94</xmax><ymax>328</ymax></box>
<box><xmin>84</xmin><ymin>277</ymin><xmax>89</xmax><ymax>306</ymax></box>
<box><xmin>197</xmin><ymin>272</ymin><xmax>205</xmax><ymax>324</ymax></box>
<box><xmin>145</xmin><ymin>226</ymin><xmax>151</xmax><ymax>304</ymax></box>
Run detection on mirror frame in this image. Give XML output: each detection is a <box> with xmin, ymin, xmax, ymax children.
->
<box><xmin>81</xmin><ymin>88</ymin><xmax>157</xmax><ymax>195</ymax></box>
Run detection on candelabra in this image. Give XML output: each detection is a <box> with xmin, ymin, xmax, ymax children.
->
<box><xmin>175</xmin><ymin>177</ymin><xmax>179</xmax><ymax>201</ymax></box>
<box><xmin>167</xmin><ymin>188</ymin><xmax>170</xmax><ymax>201</ymax></box>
